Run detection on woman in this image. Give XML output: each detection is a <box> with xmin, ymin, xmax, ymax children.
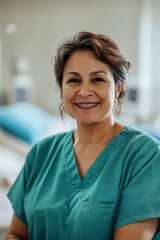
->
<box><xmin>6</xmin><ymin>31</ymin><xmax>160</xmax><ymax>239</ymax></box>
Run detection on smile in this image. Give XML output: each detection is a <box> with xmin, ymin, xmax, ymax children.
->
<box><xmin>74</xmin><ymin>102</ymin><xmax>99</xmax><ymax>110</ymax></box>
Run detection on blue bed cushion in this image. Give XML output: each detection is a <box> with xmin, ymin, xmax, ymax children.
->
<box><xmin>0</xmin><ymin>102</ymin><xmax>54</xmax><ymax>144</ymax></box>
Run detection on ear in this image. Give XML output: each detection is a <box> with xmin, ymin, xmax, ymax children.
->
<box><xmin>115</xmin><ymin>82</ymin><xmax>123</xmax><ymax>98</ymax></box>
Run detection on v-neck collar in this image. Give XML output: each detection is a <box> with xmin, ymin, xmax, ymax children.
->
<box><xmin>64</xmin><ymin>127</ymin><xmax>128</xmax><ymax>190</ymax></box>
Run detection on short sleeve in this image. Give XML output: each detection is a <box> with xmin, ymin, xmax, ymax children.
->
<box><xmin>7</xmin><ymin>152</ymin><xmax>33</xmax><ymax>225</ymax></box>
<box><xmin>115</xmin><ymin>142</ymin><xmax>160</xmax><ymax>230</ymax></box>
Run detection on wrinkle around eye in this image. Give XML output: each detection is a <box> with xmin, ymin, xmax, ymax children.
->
<box><xmin>92</xmin><ymin>77</ymin><xmax>110</xmax><ymax>84</ymax></box>
<box><xmin>66</xmin><ymin>78</ymin><xmax>81</xmax><ymax>84</ymax></box>
<box><xmin>93</xmin><ymin>78</ymin><xmax>105</xmax><ymax>82</ymax></box>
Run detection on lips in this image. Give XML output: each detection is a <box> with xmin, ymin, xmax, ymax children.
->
<box><xmin>74</xmin><ymin>102</ymin><xmax>99</xmax><ymax>110</ymax></box>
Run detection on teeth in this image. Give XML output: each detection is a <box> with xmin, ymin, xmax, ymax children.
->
<box><xmin>77</xmin><ymin>103</ymin><xmax>98</xmax><ymax>107</ymax></box>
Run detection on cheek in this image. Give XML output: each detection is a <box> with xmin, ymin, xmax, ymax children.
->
<box><xmin>62</xmin><ymin>85</ymin><xmax>68</xmax><ymax>100</ymax></box>
<box><xmin>102</xmin><ymin>88</ymin><xmax>115</xmax><ymax>108</ymax></box>
<box><xmin>62</xmin><ymin>89</ymin><xmax>70</xmax><ymax>100</ymax></box>
<box><xmin>62</xmin><ymin>88</ymin><xmax>73</xmax><ymax>107</ymax></box>
<box><xmin>101</xmin><ymin>88</ymin><xmax>115</xmax><ymax>100</ymax></box>
<box><xmin>109</xmin><ymin>84</ymin><xmax>116</xmax><ymax>99</ymax></box>
<box><xmin>109</xmin><ymin>90</ymin><xmax>116</xmax><ymax>106</ymax></box>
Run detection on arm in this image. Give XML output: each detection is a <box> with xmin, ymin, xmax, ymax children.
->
<box><xmin>114</xmin><ymin>218</ymin><xmax>159</xmax><ymax>240</ymax></box>
<box><xmin>6</xmin><ymin>214</ymin><xmax>28</xmax><ymax>240</ymax></box>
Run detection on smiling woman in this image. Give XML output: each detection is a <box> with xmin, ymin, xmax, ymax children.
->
<box><xmin>55</xmin><ymin>32</ymin><xmax>130</xmax><ymax>117</ymax></box>
<box><xmin>6</xmin><ymin>31</ymin><xmax>160</xmax><ymax>240</ymax></box>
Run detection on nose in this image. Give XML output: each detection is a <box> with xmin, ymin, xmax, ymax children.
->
<box><xmin>77</xmin><ymin>85</ymin><xmax>93</xmax><ymax>98</ymax></box>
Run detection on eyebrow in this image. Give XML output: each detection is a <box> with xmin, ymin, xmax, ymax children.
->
<box><xmin>65</xmin><ymin>71</ymin><xmax>80</xmax><ymax>76</ymax></box>
<box><xmin>65</xmin><ymin>70</ymin><xmax>109</xmax><ymax>76</ymax></box>
<box><xmin>90</xmin><ymin>70</ymin><xmax>109</xmax><ymax>76</ymax></box>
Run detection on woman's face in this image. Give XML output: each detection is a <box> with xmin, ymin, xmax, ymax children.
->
<box><xmin>62</xmin><ymin>50</ymin><xmax>117</xmax><ymax>125</ymax></box>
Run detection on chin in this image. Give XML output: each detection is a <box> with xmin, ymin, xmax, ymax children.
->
<box><xmin>71</xmin><ymin>113</ymin><xmax>110</xmax><ymax>126</ymax></box>
<box><xmin>76</xmin><ymin>118</ymin><xmax>100</xmax><ymax>126</ymax></box>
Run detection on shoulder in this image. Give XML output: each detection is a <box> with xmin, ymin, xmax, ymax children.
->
<box><xmin>123</xmin><ymin>125</ymin><xmax>160</xmax><ymax>151</ymax></box>
<box><xmin>22</xmin><ymin>130</ymin><xmax>74</xmax><ymax>183</ymax></box>
<box><xmin>122</xmin><ymin>125</ymin><xmax>160</xmax><ymax>164</ymax></box>
<box><xmin>26</xmin><ymin>130</ymin><xmax>73</xmax><ymax>163</ymax></box>
<box><xmin>120</xmin><ymin>126</ymin><xmax>160</xmax><ymax>180</ymax></box>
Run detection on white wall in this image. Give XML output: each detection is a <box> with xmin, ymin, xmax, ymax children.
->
<box><xmin>135</xmin><ymin>0</ymin><xmax>160</xmax><ymax>122</ymax></box>
<box><xmin>150</xmin><ymin>0</ymin><xmax>160</xmax><ymax>120</ymax></box>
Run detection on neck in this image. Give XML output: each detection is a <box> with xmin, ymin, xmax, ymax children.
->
<box><xmin>74</xmin><ymin>119</ymin><xmax>123</xmax><ymax>146</ymax></box>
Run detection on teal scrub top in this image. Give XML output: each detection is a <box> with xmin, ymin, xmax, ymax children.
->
<box><xmin>7</xmin><ymin>126</ymin><xmax>160</xmax><ymax>239</ymax></box>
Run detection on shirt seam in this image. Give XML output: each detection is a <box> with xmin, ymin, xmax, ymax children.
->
<box><xmin>115</xmin><ymin>211</ymin><xmax>160</xmax><ymax>229</ymax></box>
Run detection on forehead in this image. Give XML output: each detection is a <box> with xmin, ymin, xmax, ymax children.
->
<box><xmin>63</xmin><ymin>50</ymin><xmax>111</xmax><ymax>73</ymax></box>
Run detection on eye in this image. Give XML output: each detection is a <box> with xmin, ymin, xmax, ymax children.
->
<box><xmin>66</xmin><ymin>78</ymin><xmax>81</xmax><ymax>84</ymax></box>
<box><xmin>92</xmin><ymin>77</ymin><xmax>105</xmax><ymax>83</ymax></box>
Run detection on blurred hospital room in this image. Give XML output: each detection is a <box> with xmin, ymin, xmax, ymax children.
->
<box><xmin>0</xmin><ymin>0</ymin><xmax>160</xmax><ymax>238</ymax></box>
